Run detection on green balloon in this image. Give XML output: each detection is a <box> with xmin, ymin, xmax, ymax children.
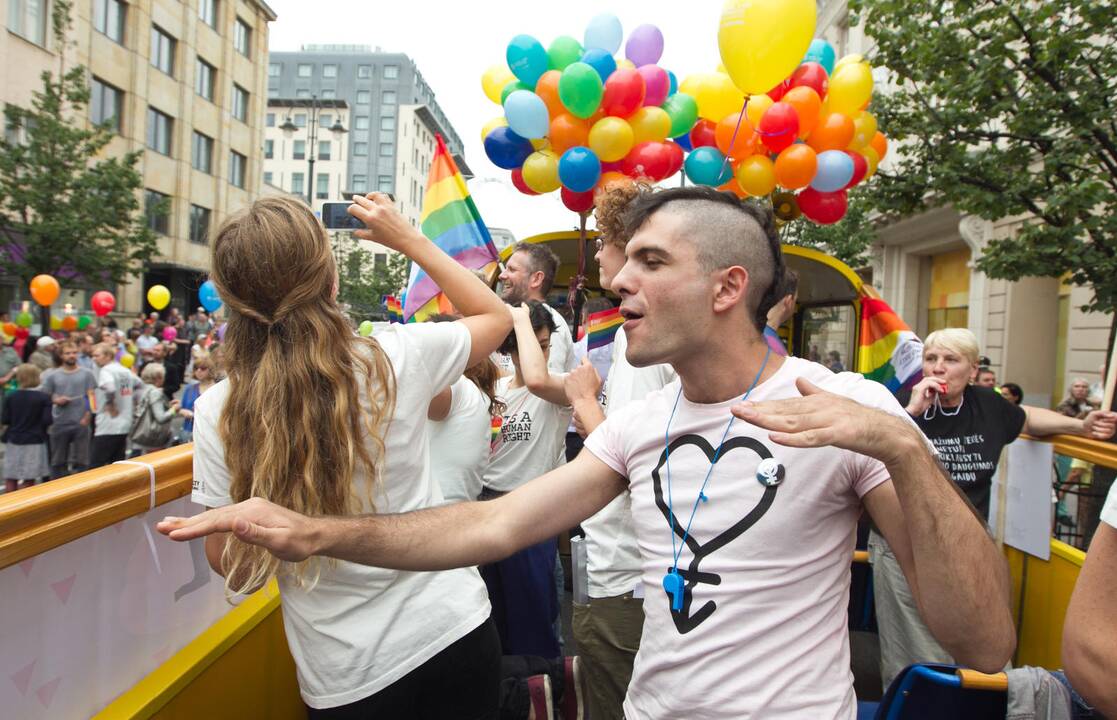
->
<box><xmin>558</xmin><ymin>62</ymin><xmax>604</xmax><ymax>120</ymax></box>
<box><xmin>16</xmin><ymin>311</ymin><xmax>32</xmax><ymax>328</ymax></box>
<box><xmin>77</xmin><ymin>315</ymin><xmax>93</xmax><ymax>330</ymax></box>
<box><xmin>358</xmin><ymin>320</ymin><xmax>374</xmax><ymax>337</ymax></box>
<box><xmin>663</xmin><ymin>93</ymin><xmax>699</xmax><ymax>138</ymax></box>
<box><xmin>500</xmin><ymin>80</ymin><xmax>532</xmax><ymax>105</ymax></box>
<box><xmin>547</xmin><ymin>36</ymin><xmax>583</xmax><ymax>71</ymax></box>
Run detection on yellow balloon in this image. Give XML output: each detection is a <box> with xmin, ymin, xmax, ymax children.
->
<box><xmin>482</xmin><ymin>65</ymin><xmax>516</xmax><ymax>105</ymax></box>
<box><xmin>480</xmin><ymin>116</ymin><xmax>508</xmax><ymax>146</ymax></box>
<box><xmin>851</xmin><ymin>111</ymin><xmax>878</xmax><ymax>149</ymax></box>
<box><xmin>616</xmin><ymin>59</ymin><xmax>636</xmax><ymax>70</ymax></box>
<box><xmin>530</xmin><ymin>137</ymin><xmax>550</xmax><ymax>151</ymax></box>
<box><xmin>745</xmin><ymin>94</ymin><xmax>774</xmax><ymax>130</ymax></box>
<box><xmin>628</xmin><ymin>107</ymin><xmax>671</xmax><ymax>144</ymax></box>
<box><xmin>828</xmin><ymin>62</ymin><xmax>873</xmax><ymax>116</ymax></box>
<box><xmin>49</xmin><ymin>315</ymin><xmax>62</xmax><ymax>330</ymax></box>
<box><xmin>521</xmin><ymin>150</ymin><xmax>561</xmax><ymax>193</ymax></box>
<box><xmin>736</xmin><ymin>155</ymin><xmax>776</xmax><ymax>196</ymax></box>
<box><xmin>834</xmin><ymin>53</ymin><xmax>864</xmax><ymax>71</ymax></box>
<box><xmin>719</xmin><ymin>0</ymin><xmax>817</xmax><ymax>95</ymax></box>
<box><xmin>861</xmin><ymin>146</ymin><xmax>881</xmax><ymax>178</ymax></box>
<box><xmin>147</xmin><ymin>284</ymin><xmax>170</xmax><ymax>310</ymax></box>
<box><xmin>588</xmin><ymin>117</ymin><xmax>635</xmax><ymax>162</ymax></box>
<box><xmin>120</xmin><ymin>352</ymin><xmax>135</xmax><ymax>369</ymax></box>
<box><xmin>679</xmin><ymin>73</ymin><xmax>745</xmax><ymax>122</ymax></box>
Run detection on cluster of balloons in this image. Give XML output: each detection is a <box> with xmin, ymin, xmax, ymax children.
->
<box><xmin>481</xmin><ymin>14</ymin><xmax>700</xmax><ymax>213</ymax></box>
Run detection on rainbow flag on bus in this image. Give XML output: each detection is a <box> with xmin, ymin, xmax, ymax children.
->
<box><xmin>859</xmin><ymin>296</ymin><xmax>923</xmax><ymax>392</ymax></box>
<box><xmin>403</xmin><ymin>135</ymin><xmax>500</xmax><ymax>322</ymax></box>
<box><xmin>587</xmin><ymin>307</ymin><xmax>623</xmax><ymax>351</ymax></box>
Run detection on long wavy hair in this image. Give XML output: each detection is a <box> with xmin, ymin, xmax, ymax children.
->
<box><xmin>210</xmin><ymin>196</ymin><xmax>396</xmax><ymax>595</ymax></box>
<box><xmin>429</xmin><ymin>313</ymin><xmax>505</xmax><ymax>415</ymax></box>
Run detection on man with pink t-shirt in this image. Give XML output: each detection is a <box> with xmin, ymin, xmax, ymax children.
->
<box><xmin>159</xmin><ymin>187</ymin><xmax>1015</xmax><ymax>718</ymax></box>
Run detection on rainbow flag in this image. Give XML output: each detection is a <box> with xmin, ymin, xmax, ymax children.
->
<box><xmin>404</xmin><ymin>134</ymin><xmax>500</xmax><ymax>322</ymax></box>
<box><xmin>385</xmin><ymin>296</ymin><xmax>403</xmax><ymax>324</ymax></box>
<box><xmin>858</xmin><ymin>296</ymin><xmax>923</xmax><ymax>392</ymax></box>
<box><xmin>587</xmin><ymin>307</ymin><xmax>623</xmax><ymax>351</ymax></box>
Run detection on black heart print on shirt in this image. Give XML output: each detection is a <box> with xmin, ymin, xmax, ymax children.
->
<box><xmin>651</xmin><ymin>434</ymin><xmax>780</xmax><ymax>634</ymax></box>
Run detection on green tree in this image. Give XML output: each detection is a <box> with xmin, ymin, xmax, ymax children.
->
<box><xmin>849</xmin><ymin>0</ymin><xmax>1117</xmax><ymax>323</ymax></box>
<box><xmin>0</xmin><ymin>1</ymin><xmax>158</xmax><ymax>324</ymax></box>
<box><xmin>331</xmin><ymin>232</ymin><xmax>409</xmax><ymax>320</ymax></box>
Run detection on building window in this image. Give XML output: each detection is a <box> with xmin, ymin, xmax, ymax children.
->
<box><xmin>356</xmin><ymin>90</ymin><xmax>370</xmax><ymax>105</ymax></box>
<box><xmin>321</xmin><ymin>89</ymin><xmax>336</xmax><ymax>99</ymax></box>
<box><xmin>355</xmin><ymin>116</ymin><xmax>369</xmax><ymax>130</ymax></box>
<box><xmin>382</xmin><ymin>90</ymin><xmax>397</xmax><ymax>105</ymax></box>
<box><xmin>375</xmin><ymin>253</ymin><xmax>387</xmax><ymax>269</ymax></box>
<box><xmin>232</xmin><ymin>84</ymin><xmax>249</xmax><ymax>122</ymax></box>
<box><xmin>379</xmin><ymin>143</ymin><xmax>393</xmax><ymax>157</ymax></box>
<box><xmin>357</xmin><ymin>64</ymin><xmax>372</xmax><ymax>78</ymax></box>
<box><xmin>377</xmin><ymin>175</ymin><xmax>393</xmax><ymax>192</ymax></box>
<box><xmin>352</xmin><ymin>174</ymin><xmax>367</xmax><ymax>192</ymax></box>
<box><xmin>316</xmin><ymin>173</ymin><xmax>329</xmax><ymax>199</ymax></box>
<box><xmin>264</xmin><ymin>139</ymin><xmax>273</xmax><ymax>159</ymax></box>
<box><xmin>189</xmin><ymin>205</ymin><xmax>211</xmax><ymax>244</ymax></box>
<box><xmin>294</xmin><ymin>113</ymin><xmax>306</xmax><ymax>128</ymax></box>
<box><xmin>291</xmin><ymin>172</ymin><xmax>304</xmax><ymax>195</ymax></box>
<box><xmin>229</xmin><ymin>151</ymin><xmax>246</xmax><ymax>188</ymax></box>
<box><xmin>266</xmin><ymin>112</ymin><xmax>275</xmax><ymax>127</ymax></box>
<box><xmin>318</xmin><ymin>140</ymin><xmax>331</xmax><ymax>160</ymax></box>
<box><xmin>191</xmin><ymin>131</ymin><xmax>213</xmax><ymax>173</ymax></box>
<box><xmin>297</xmin><ymin>63</ymin><xmax>312</xmax><ymax>78</ymax></box>
<box><xmin>267</xmin><ymin>87</ymin><xmax>279</xmax><ymax>98</ymax></box>
<box><xmin>8</xmin><ymin>0</ymin><xmax>48</xmax><ymax>45</ymax></box>
<box><xmin>383</xmin><ymin>64</ymin><xmax>399</xmax><ymax>80</ymax></box>
<box><xmin>234</xmin><ymin>18</ymin><xmax>250</xmax><ymax>56</ymax></box>
<box><xmin>144</xmin><ymin>190</ymin><xmax>170</xmax><ymax>235</ymax></box>
<box><xmin>92</xmin><ymin>0</ymin><xmax>126</xmax><ymax>44</ymax></box>
<box><xmin>151</xmin><ymin>26</ymin><xmax>176</xmax><ymax>76</ymax></box>
<box><xmin>146</xmin><ymin>107</ymin><xmax>173</xmax><ymax>156</ymax></box>
<box><xmin>380</xmin><ymin>116</ymin><xmax>395</xmax><ymax>131</ymax></box>
<box><xmin>322</xmin><ymin>64</ymin><xmax>338</xmax><ymax>79</ymax></box>
<box><xmin>198</xmin><ymin>0</ymin><xmax>217</xmax><ymax>29</ymax></box>
<box><xmin>319</xmin><ymin>114</ymin><xmax>332</xmax><ymax>128</ymax></box>
<box><xmin>268</xmin><ymin>62</ymin><xmax>281</xmax><ymax>77</ymax></box>
<box><xmin>263</xmin><ymin>171</ymin><xmax>273</xmax><ymax>185</ymax></box>
<box><xmin>195</xmin><ymin>57</ymin><xmax>216</xmax><ymax>101</ymax></box>
<box><xmin>353</xmin><ymin>142</ymin><xmax>368</xmax><ymax>156</ymax></box>
<box><xmin>90</xmin><ymin>77</ymin><xmax>123</xmax><ymax>132</ymax></box>
<box><xmin>295</xmin><ymin>89</ymin><xmax>311</xmax><ymax>99</ymax></box>
<box><xmin>292</xmin><ymin>139</ymin><xmax>305</xmax><ymax>160</ymax></box>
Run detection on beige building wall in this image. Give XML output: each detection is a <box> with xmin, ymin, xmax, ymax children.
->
<box><xmin>1</xmin><ymin>0</ymin><xmax>275</xmax><ymax>314</ymax></box>
<box><xmin>395</xmin><ymin>103</ymin><xmax>437</xmax><ymax>229</ymax></box>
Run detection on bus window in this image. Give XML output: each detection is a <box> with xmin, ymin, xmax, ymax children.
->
<box><xmin>799</xmin><ymin>305</ymin><xmax>857</xmax><ymax>373</ymax></box>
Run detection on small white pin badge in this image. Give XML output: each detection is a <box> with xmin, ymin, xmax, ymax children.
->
<box><xmin>756</xmin><ymin>457</ymin><xmax>785</xmax><ymax>487</ymax></box>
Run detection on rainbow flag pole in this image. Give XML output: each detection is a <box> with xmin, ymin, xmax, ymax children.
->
<box><xmin>858</xmin><ymin>296</ymin><xmax>923</xmax><ymax>392</ymax></box>
<box><xmin>587</xmin><ymin>307</ymin><xmax>624</xmax><ymax>351</ymax></box>
<box><xmin>403</xmin><ymin>134</ymin><xmax>500</xmax><ymax>322</ymax></box>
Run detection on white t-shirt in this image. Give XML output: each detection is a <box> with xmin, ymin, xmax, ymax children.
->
<box><xmin>543</xmin><ymin>302</ymin><xmax>575</xmax><ymax>374</ymax></box>
<box><xmin>94</xmin><ymin>362</ymin><xmax>139</xmax><ymax>436</ymax></box>
<box><xmin>584</xmin><ymin>356</ymin><xmax>912</xmax><ymax>719</ymax></box>
<box><xmin>429</xmin><ymin>377</ymin><xmax>491</xmax><ymax>503</ymax></box>
<box><xmin>583</xmin><ymin>326</ymin><xmax>678</xmax><ymax>597</ymax></box>
<box><xmin>1102</xmin><ymin>481</ymin><xmax>1117</xmax><ymax>529</ymax></box>
<box><xmin>483</xmin><ymin>375</ymin><xmax>573</xmax><ymax>493</ymax></box>
<box><xmin>191</xmin><ymin>323</ymin><xmax>491</xmax><ymax>709</ymax></box>
<box><xmin>136</xmin><ymin>334</ymin><xmax>158</xmax><ymax>352</ymax></box>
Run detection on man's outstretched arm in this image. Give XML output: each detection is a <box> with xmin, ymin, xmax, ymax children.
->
<box><xmin>158</xmin><ymin>450</ymin><xmax>626</xmax><ymax>571</ymax></box>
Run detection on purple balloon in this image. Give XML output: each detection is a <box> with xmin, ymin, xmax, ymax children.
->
<box><xmin>625</xmin><ymin>24</ymin><xmax>664</xmax><ymax>67</ymax></box>
<box><xmin>638</xmin><ymin>65</ymin><xmax>670</xmax><ymax>106</ymax></box>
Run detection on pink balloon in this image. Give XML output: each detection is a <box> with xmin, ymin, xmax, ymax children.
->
<box><xmin>637</xmin><ymin>65</ymin><xmax>670</xmax><ymax>106</ymax></box>
<box><xmin>162</xmin><ymin>326</ymin><xmax>178</xmax><ymax>341</ymax></box>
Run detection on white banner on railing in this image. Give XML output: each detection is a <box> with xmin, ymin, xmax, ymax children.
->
<box><xmin>0</xmin><ymin>497</ymin><xmax>230</xmax><ymax>718</ymax></box>
<box><xmin>991</xmin><ymin>438</ymin><xmax>1055</xmax><ymax>561</ymax></box>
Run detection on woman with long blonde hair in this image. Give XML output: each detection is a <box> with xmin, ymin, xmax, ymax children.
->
<box><xmin>186</xmin><ymin>194</ymin><xmax>511</xmax><ymax>717</ymax></box>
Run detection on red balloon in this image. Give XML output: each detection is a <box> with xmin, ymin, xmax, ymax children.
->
<box><xmin>758</xmin><ymin>102</ymin><xmax>800</xmax><ymax>153</ymax></box>
<box><xmin>767</xmin><ymin>79</ymin><xmax>792</xmax><ymax>101</ymax></box>
<box><xmin>561</xmin><ymin>187</ymin><xmax>595</xmax><ymax>213</ymax></box>
<box><xmin>791</xmin><ymin>62</ymin><xmax>829</xmax><ymax>99</ymax></box>
<box><xmin>15</xmin><ymin>327</ymin><xmax>29</xmax><ymax>339</ymax></box>
<box><xmin>843</xmin><ymin>151</ymin><xmax>868</xmax><ymax>189</ymax></box>
<box><xmin>797</xmin><ymin>188</ymin><xmax>848</xmax><ymax>224</ymax></box>
<box><xmin>600</xmin><ymin>160</ymin><xmax>624</xmax><ymax>173</ymax></box>
<box><xmin>602</xmin><ymin>68</ymin><xmax>646</xmax><ymax>118</ymax></box>
<box><xmin>688</xmin><ymin>119</ymin><xmax>718</xmax><ymax>149</ymax></box>
<box><xmin>511</xmin><ymin>168</ymin><xmax>540</xmax><ymax>196</ymax></box>
<box><xmin>622</xmin><ymin>142</ymin><xmax>674</xmax><ymax>181</ymax></box>
<box><xmin>662</xmin><ymin>141</ymin><xmax>685</xmax><ymax>179</ymax></box>
<box><xmin>91</xmin><ymin>290</ymin><xmax>115</xmax><ymax>317</ymax></box>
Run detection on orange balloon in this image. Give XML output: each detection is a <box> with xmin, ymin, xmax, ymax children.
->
<box><xmin>807</xmin><ymin>113</ymin><xmax>855</xmax><ymax>152</ymax></box>
<box><xmin>782</xmin><ymin>87</ymin><xmax>822</xmax><ymax>139</ymax></box>
<box><xmin>715</xmin><ymin>113</ymin><xmax>761</xmax><ymax>160</ymax></box>
<box><xmin>1</xmin><ymin>322</ymin><xmax>15</xmax><ymax>336</ymax></box>
<box><xmin>773</xmin><ymin>144</ymin><xmax>818</xmax><ymax>189</ymax></box>
<box><xmin>61</xmin><ymin>315</ymin><xmax>78</xmax><ymax>332</ymax></box>
<box><xmin>870</xmin><ymin>131</ymin><xmax>888</xmax><ymax>161</ymax></box>
<box><xmin>718</xmin><ymin>177</ymin><xmax>749</xmax><ymax>199</ymax></box>
<box><xmin>594</xmin><ymin>171</ymin><xmax>630</xmax><ymax>195</ymax></box>
<box><xmin>549</xmin><ymin>113</ymin><xmax>590</xmax><ymax>154</ymax></box>
<box><xmin>29</xmin><ymin>274</ymin><xmax>60</xmax><ymax>306</ymax></box>
<box><xmin>535</xmin><ymin>71</ymin><xmax>565</xmax><ymax>120</ymax></box>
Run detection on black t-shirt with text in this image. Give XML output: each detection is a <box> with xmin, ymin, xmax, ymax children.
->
<box><xmin>896</xmin><ymin>384</ymin><xmax>1027</xmax><ymax>520</ymax></box>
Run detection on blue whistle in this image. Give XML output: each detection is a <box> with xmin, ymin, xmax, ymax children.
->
<box><xmin>699</xmin><ymin>492</ymin><xmax>708</xmax><ymax>502</ymax></box>
<box><xmin>662</xmin><ymin>570</ymin><xmax>684</xmax><ymax>612</ymax></box>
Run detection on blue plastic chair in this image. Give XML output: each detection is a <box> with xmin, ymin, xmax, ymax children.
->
<box><xmin>860</xmin><ymin>663</ymin><xmax>1007</xmax><ymax>720</ymax></box>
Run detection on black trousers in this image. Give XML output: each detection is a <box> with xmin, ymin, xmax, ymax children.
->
<box><xmin>90</xmin><ymin>433</ymin><xmax>128</xmax><ymax>468</ymax></box>
<box><xmin>306</xmin><ymin>618</ymin><xmax>501</xmax><ymax>720</ymax></box>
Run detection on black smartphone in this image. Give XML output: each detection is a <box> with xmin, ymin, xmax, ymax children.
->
<box><xmin>321</xmin><ymin>202</ymin><xmax>365</xmax><ymax>230</ymax></box>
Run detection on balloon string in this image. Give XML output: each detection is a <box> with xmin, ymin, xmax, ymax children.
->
<box><xmin>718</xmin><ymin>97</ymin><xmax>750</xmax><ymax>182</ymax></box>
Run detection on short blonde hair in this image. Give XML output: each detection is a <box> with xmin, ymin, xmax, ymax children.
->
<box><xmin>141</xmin><ymin>362</ymin><xmax>165</xmax><ymax>383</ymax></box>
<box><xmin>923</xmin><ymin>328</ymin><xmax>980</xmax><ymax>367</ymax></box>
<box><xmin>15</xmin><ymin>363</ymin><xmax>40</xmax><ymax>389</ymax></box>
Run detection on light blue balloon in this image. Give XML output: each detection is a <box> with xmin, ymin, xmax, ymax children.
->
<box><xmin>558</xmin><ymin>146</ymin><xmax>601</xmax><ymax>193</ymax></box>
<box><xmin>811</xmin><ymin>150</ymin><xmax>855</xmax><ymax>192</ymax></box>
<box><xmin>199</xmin><ymin>280</ymin><xmax>222</xmax><ymax>313</ymax></box>
<box><xmin>584</xmin><ymin>13</ymin><xmax>623</xmax><ymax>54</ymax></box>
<box><xmin>684</xmin><ymin>146</ymin><xmax>732</xmax><ymax>187</ymax></box>
<box><xmin>503</xmin><ymin>90</ymin><xmax>549</xmax><ymax>140</ymax></box>
<box><xmin>667</xmin><ymin>70</ymin><xmax>678</xmax><ymax>96</ymax></box>
<box><xmin>506</xmin><ymin>34</ymin><xmax>549</xmax><ymax>87</ymax></box>
<box><xmin>580</xmin><ymin>48</ymin><xmax>617</xmax><ymax>83</ymax></box>
<box><xmin>804</xmin><ymin>39</ymin><xmax>837</xmax><ymax>75</ymax></box>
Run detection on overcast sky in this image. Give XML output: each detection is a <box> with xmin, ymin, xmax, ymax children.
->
<box><xmin>265</xmin><ymin>1</ymin><xmax>725</xmax><ymax>239</ymax></box>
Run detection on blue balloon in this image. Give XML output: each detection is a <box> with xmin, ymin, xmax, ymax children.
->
<box><xmin>580</xmin><ymin>48</ymin><xmax>617</xmax><ymax>83</ymax></box>
<box><xmin>811</xmin><ymin>150</ymin><xmax>855</xmax><ymax>192</ymax></box>
<box><xmin>484</xmin><ymin>126</ymin><xmax>534</xmax><ymax>170</ymax></box>
<box><xmin>684</xmin><ymin>147</ymin><xmax>732</xmax><ymax>186</ymax></box>
<box><xmin>199</xmin><ymin>280</ymin><xmax>222</xmax><ymax>313</ymax></box>
<box><xmin>584</xmin><ymin>13</ymin><xmax>623</xmax><ymax>54</ymax></box>
<box><xmin>667</xmin><ymin>70</ymin><xmax>678</xmax><ymax>96</ymax></box>
<box><xmin>558</xmin><ymin>146</ymin><xmax>601</xmax><ymax>193</ymax></box>
<box><xmin>503</xmin><ymin>90</ymin><xmax>549</xmax><ymax>140</ymax></box>
<box><xmin>672</xmin><ymin>133</ymin><xmax>693</xmax><ymax>152</ymax></box>
<box><xmin>804</xmin><ymin>39</ymin><xmax>837</xmax><ymax>75</ymax></box>
<box><xmin>506</xmin><ymin>35</ymin><xmax>549</xmax><ymax>87</ymax></box>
